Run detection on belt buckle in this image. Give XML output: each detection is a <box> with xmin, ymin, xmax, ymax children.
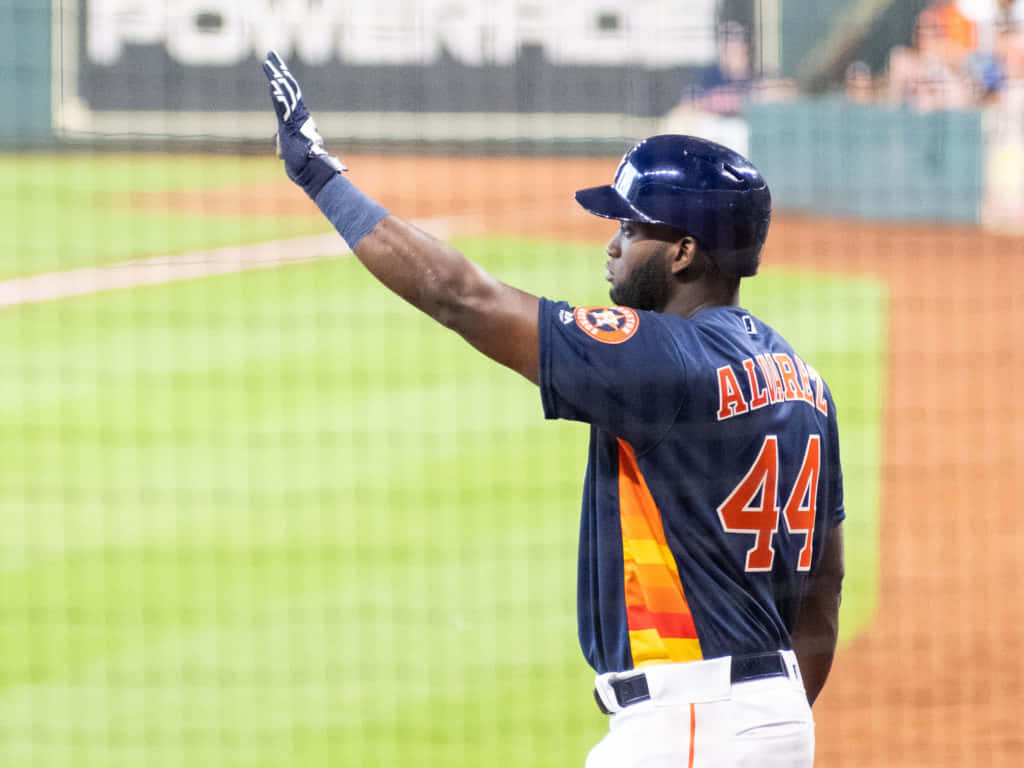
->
<box><xmin>612</xmin><ymin>673</ymin><xmax>651</xmax><ymax>708</ymax></box>
<box><xmin>594</xmin><ymin>671</ymin><xmax>652</xmax><ymax>715</ymax></box>
<box><xmin>730</xmin><ymin>651</ymin><xmax>786</xmax><ymax>683</ymax></box>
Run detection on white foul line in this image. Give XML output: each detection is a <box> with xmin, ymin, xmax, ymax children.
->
<box><xmin>0</xmin><ymin>216</ymin><xmax>458</xmax><ymax>309</ymax></box>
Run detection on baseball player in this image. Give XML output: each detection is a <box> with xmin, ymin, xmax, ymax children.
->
<box><xmin>262</xmin><ymin>51</ymin><xmax>844</xmax><ymax>768</ymax></box>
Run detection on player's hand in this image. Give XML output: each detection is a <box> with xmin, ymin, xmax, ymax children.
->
<box><xmin>262</xmin><ymin>50</ymin><xmax>347</xmax><ymax>199</ymax></box>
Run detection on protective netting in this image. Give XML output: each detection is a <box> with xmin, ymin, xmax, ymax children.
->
<box><xmin>2</xmin><ymin>1</ymin><xmax>1022</xmax><ymax>766</ymax></box>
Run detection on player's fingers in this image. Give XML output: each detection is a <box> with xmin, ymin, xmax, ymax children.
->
<box><xmin>267</xmin><ymin>79</ymin><xmax>292</xmax><ymax>122</ymax></box>
<box><xmin>288</xmin><ymin>74</ymin><xmax>302</xmax><ymax>105</ymax></box>
<box><xmin>266</xmin><ymin>51</ymin><xmax>303</xmax><ymax>114</ymax></box>
<box><xmin>262</xmin><ymin>55</ymin><xmax>286</xmax><ymax>90</ymax></box>
<box><xmin>266</xmin><ymin>50</ymin><xmax>287</xmax><ymax>72</ymax></box>
<box><xmin>277</xmin><ymin>63</ymin><xmax>302</xmax><ymax>104</ymax></box>
<box><xmin>263</xmin><ymin>60</ymin><xmax>298</xmax><ymax>121</ymax></box>
<box><xmin>269</xmin><ymin>70</ymin><xmax>298</xmax><ymax>118</ymax></box>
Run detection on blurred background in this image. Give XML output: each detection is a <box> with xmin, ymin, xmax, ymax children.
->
<box><xmin>1</xmin><ymin>1</ymin><xmax>1022</xmax><ymax>766</ymax></box>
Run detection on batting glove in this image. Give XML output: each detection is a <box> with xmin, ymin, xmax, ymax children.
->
<box><xmin>262</xmin><ymin>50</ymin><xmax>347</xmax><ymax>199</ymax></box>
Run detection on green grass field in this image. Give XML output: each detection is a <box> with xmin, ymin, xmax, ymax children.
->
<box><xmin>0</xmin><ymin>155</ymin><xmax>321</xmax><ymax>278</ymax></box>
<box><xmin>0</xmin><ymin>156</ymin><xmax>884</xmax><ymax>767</ymax></box>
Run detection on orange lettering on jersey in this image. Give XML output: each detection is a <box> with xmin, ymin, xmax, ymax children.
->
<box><xmin>756</xmin><ymin>354</ymin><xmax>787</xmax><ymax>404</ymax></box>
<box><xmin>793</xmin><ymin>355</ymin><xmax>816</xmax><ymax>405</ymax></box>
<box><xmin>716</xmin><ymin>365</ymin><xmax>749</xmax><ymax>421</ymax></box>
<box><xmin>773</xmin><ymin>354</ymin><xmax>804</xmax><ymax>402</ymax></box>
<box><xmin>742</xmin><ymin>358</ymin><xmax>770</xmax><ymax>410</ymax></box>
<box><xmin>782</xmin><ymin>435</ymin><xmax>821</xmax><ymax>571</ymax></box>
<box><xmin>753</xmin><ymin>355</ymin><xmax>775</xmax><ymax>403</ymax></box>
<box><xmin>808</xmin><ymin>366</ymin><xmax>828</xmax><ymax>416</ymax></box>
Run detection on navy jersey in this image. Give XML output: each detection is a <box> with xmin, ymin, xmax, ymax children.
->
<box><xmin>538</xmin><ymin>299</ymin><xmax>845</xmax><ymax>674</ymax></box>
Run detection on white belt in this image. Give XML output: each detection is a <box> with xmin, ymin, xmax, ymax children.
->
<box><xmin>594</xmin><ymin>650</ymin><xmax>803</xmax><ymax>714</ymax></box>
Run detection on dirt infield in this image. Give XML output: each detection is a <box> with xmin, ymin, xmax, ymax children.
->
<box><xmin>765</xmin><ymin>215</ymin><xmax>1024</xmax><ymax>767</ymax></box>
<box><xmin>155</xmin><ymin>155</ymin><xmax>1024</xmax><ymax>767</ymax></box>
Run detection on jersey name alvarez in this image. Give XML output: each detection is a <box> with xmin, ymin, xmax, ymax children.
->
<box><xmin>715</xmin><ymin>353</ymin><xmax>828</xmax><ymax>422</ymax></box>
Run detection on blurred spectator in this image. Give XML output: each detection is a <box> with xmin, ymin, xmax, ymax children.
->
<box><xmin>660</xmin><ymin>19</ymin><xmax>796</xmax><ymax>154</ymax></box>
<box><xmin>677</xmin><ymin>21</ymin><xmax>796</xmax><ymax>114</ymax></box>
<box><xmin>991</xmin><ymin>0</ymin><xmax>1024</xmax><ymax>80</ymax></box>
<box><xmin>968</xmin><ymin>0</ymin><xmax>1023</xmax><ymax>41</ymax></box>
<box><xmin>887</xmin><ymin>0</ymin><xmax>979</xmax><ymax>110</ymax></box>
<box><xmin>661</xmin><ymin>21</ymin><xmax>756</xmax><ymax>157</ymax></box>
<box><xmin>686</xmin><ymin>21</ymin><xmax>753</xmax><ymax>117</ymax></box>
<box><xmin>959</xmin><ymin>0</ymin><xmax>1022</xmax><ymax>99</ymax></box>
<box><xmin>931</xmin><ymin>0</ymin><xmax>979</xmax><ymax>61</ymax></box>
<box><xmin>994</xmin><ymin>0</ymin><xmax>1022</xmax><ymax>34</ymax></box>
<box><xmin>977</xmin><ymin>0</ymin><xmax>1024</xmax><ymax>229</ymax></box>
<box><xmin>844</xmin><ymin>61</ymin><xmax>877</xmax><ymax>103</ymax></box>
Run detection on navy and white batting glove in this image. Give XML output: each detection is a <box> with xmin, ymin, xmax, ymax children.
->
<box><xmin>262</xmin><ymin>50</ymin><xmax>347</xmax><ymax>199</ymax></box>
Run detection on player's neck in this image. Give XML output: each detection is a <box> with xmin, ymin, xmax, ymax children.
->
<box><xmin>662</xmin><ymin>279</ymin><xmax>740</xmax><ymax>318</ymax></box>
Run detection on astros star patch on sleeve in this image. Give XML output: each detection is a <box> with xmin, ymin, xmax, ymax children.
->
<box><xmin>573</xmin><ymin>306</ymin><xmax>640</xmax><ymax>344</ymax></box>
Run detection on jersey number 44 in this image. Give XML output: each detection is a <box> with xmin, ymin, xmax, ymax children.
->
<box><xmin>717</xmin><ymin>434</ymin><xmax>820</xmax><ymax>573</ymax></box>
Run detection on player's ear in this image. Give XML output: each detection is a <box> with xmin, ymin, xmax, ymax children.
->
<box><xmin>669</xmin><ymin>236</ymin><xmax>699</xmax><ymax>276</ymax></box>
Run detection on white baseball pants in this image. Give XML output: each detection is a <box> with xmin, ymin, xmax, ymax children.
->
<box><xmin>587</xmin><ymin>651</ymin><xmax>814</xmax><ymax>768</ymax></box>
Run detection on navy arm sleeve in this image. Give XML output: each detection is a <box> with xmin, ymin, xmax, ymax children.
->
<box><xmin>538</xmin><ymin>298</ymin><xmax>689</xmax><ymax>450</ymax></box>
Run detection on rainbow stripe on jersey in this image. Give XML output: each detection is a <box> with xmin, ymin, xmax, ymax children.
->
<box><xmin>618</xmin><ymin>439</ymin><xmax>703</xmax><ymax>666</ymax></box>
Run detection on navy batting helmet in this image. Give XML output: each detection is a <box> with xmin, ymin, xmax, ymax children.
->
<box><xmin>575</xmin><ymin>135</ymin><xmax>771</xmax><ymax>277</ymax></box>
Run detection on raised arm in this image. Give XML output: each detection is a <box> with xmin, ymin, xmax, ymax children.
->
<box><xmin>262</xmin><ymin>51</ymin><xmax>540</xmax><ymax>383</ymax></box>
<box><xmin>349</xmin><ymin>216</ymin><xmax>540</xmax><ymax>383</ymax></box>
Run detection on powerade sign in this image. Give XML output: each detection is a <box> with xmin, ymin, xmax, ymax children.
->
<box><xmin>68</xmin><ymin>0</ymin><xmax>717</xmax><ymax>126</ymax></box>
<box><xmin>87</xmin><ymin>0</ymin><xmax>717</xmax><ymax>68</ymax></box>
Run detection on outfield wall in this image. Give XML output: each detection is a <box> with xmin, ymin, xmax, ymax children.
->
<box><xmin>0</xmin><ymin>0</ymin><xmax>52</xmax><ymax>145</ymax></box>
<box><xmin>747</xmin><ymin>98</ymin><xmax>985</xmax><ymax>223</ymax></box>
<box><xmin>50</xmin><ymin>0</ymin><xmax>719</xmax><ymax>142</ymax></box>
<box><xmin>6</xmin><ymin>2</ymin><xmax>1014</xmax><ymax>228</ymax></box>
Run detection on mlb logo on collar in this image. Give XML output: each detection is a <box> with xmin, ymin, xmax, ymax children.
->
<box><xmin>742</xmin><ymin>315</ymin><xmax>757</xmax><ymax>335</ymax></box>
